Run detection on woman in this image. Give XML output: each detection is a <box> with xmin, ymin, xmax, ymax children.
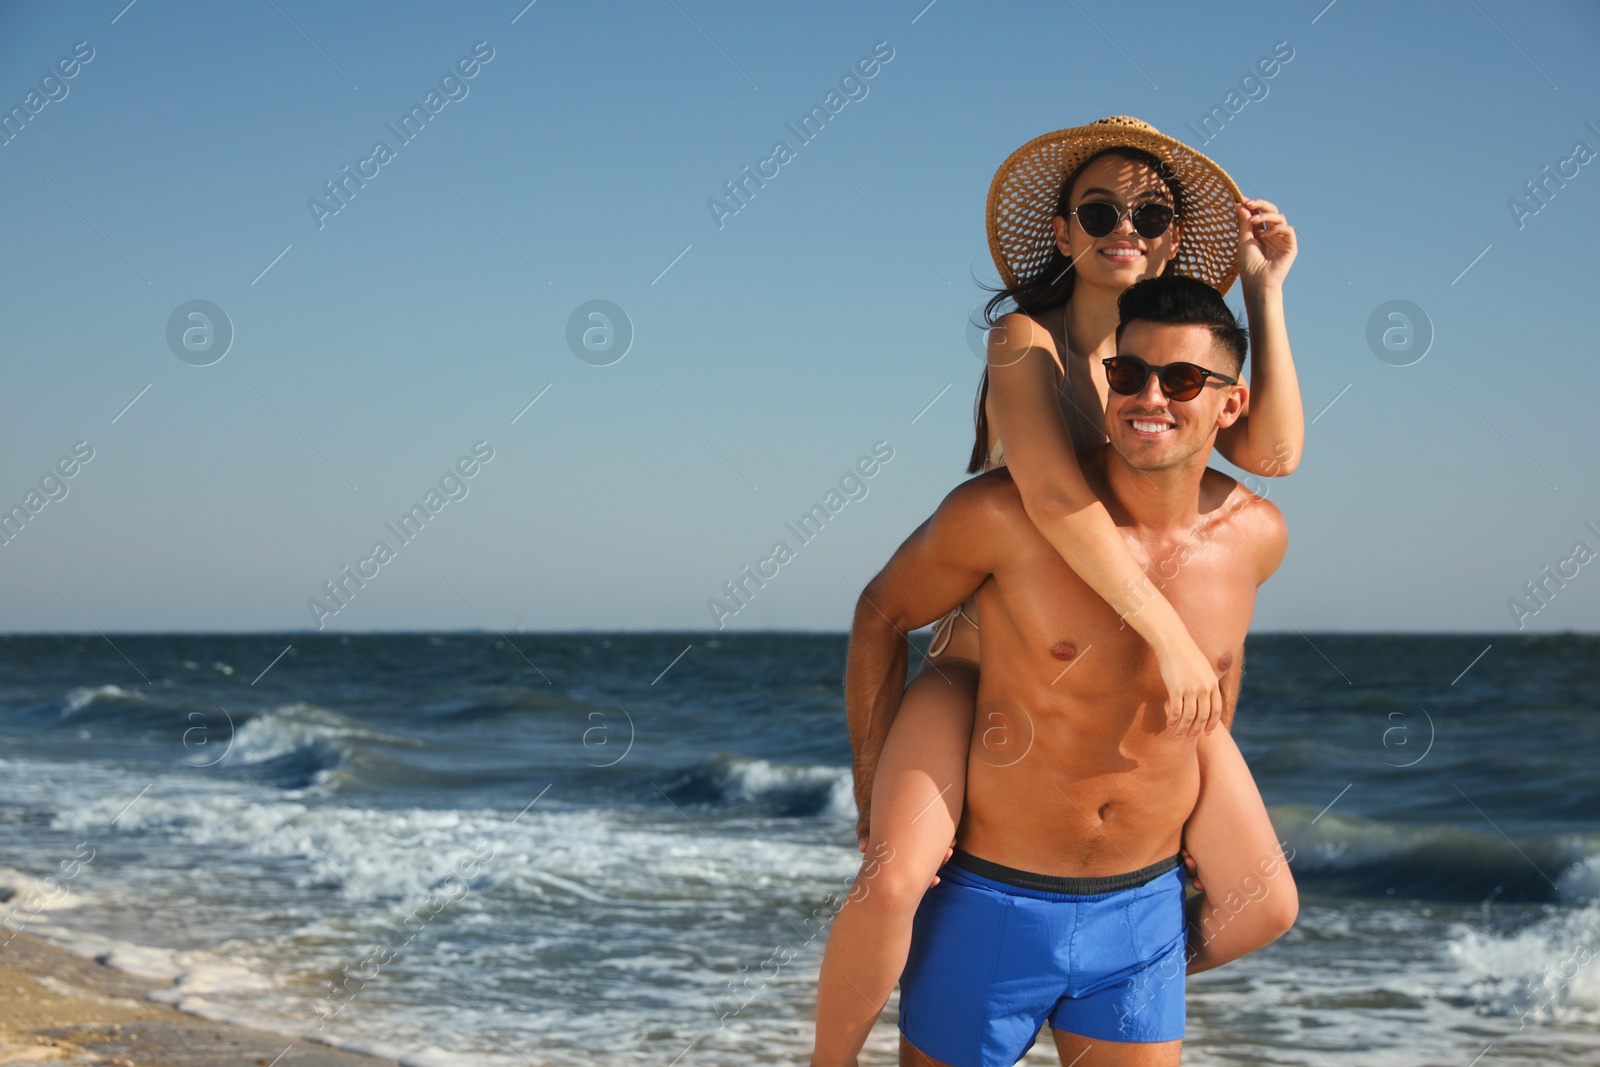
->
<box><xmin>812</xmin><ymin>117</ymin><xmax>1303</xmax><ymax>1066</ymax></box>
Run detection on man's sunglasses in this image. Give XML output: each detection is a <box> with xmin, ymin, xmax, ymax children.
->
<box><xmin>1070</xmin><ymin>200</ymin><xmax>1176</xmax><ymax>240</ymax></box>
<box><xmin>1102</xmin><ymin>355</ymin><xmax>1237</xmax><ymax>402</ymax></box>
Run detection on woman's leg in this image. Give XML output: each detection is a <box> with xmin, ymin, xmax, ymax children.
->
<box><xmin>812</xmin><ymin>654</ymin><xmax>979</xmax><ymax>1067</ymax></box>
<box><xmin>1181</xmin><ymin>724</ymin><xmax>1298</xmax><ymax>974</ymax></box>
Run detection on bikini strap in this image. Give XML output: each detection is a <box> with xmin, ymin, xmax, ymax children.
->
<box><xmin>927</xmin><ymin>603</ymin><xmax>978</xmax><ymax>658</ymax></box>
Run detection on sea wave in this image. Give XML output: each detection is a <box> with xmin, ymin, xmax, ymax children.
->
<box><xmin>205</xmin><ymin>702</ymin><xmax>420</xmax><ymax>790</ymax></box>
<box><xmin>59</xmin><ymin>683</ymin><xmax>178</xmax><ymax>720</ymax></box>
<box><xmin>657</xmin><ymin>754</ymin><xmax>855</xmax><ymax>819</ymax></box>
<box><xmin>62</xmin><ymin>683</ymin><xmax>144</xmax><ymax>716</ymax></box>
<box><xmin>1274</xmin><ymin>803</ymin><xmax>1600</xmax><ymax>904</ymax></box>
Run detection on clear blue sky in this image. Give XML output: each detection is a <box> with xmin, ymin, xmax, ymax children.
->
<box><xmin>2</xmin><ymin>0</ymin><xmax>1597</xmax><ymax>634</ymax></box>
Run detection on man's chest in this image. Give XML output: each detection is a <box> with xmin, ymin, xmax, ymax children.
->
<box><xmin>987</xmin><ymin>544</ymin><xmax>1255</xmax><ymax>690</ymax></box>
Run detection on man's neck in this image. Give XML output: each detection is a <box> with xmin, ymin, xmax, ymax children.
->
<box><xmin>1091</xmin><ymin>445</ymin><xmax>1210</xmax><ymax>534</ymax></box>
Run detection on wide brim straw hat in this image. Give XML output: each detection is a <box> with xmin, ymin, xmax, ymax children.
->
<box><xmin>986</xmin><ymin>116</ymin><xmax>1243</xmax><ymax>295</ymax></box>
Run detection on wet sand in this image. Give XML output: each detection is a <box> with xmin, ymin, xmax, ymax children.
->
<box><xmin>0</xmin><ymin>931</ymin><xmax>395</xmax><ymax>1067</ymax></box>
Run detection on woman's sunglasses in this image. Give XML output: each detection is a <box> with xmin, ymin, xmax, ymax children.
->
<box><xmin>1070</xmin><ymin>200</ymin><xmax>1176</xmax><ymax>240</ymax></box>
<box><xmin>1102</xmin><ymin>355</ymin><xmax>1237</xmax><ymax>402</ymax></box>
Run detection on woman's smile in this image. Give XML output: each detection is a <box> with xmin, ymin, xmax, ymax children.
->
<box><xmin>1099</xmin><ymin>242</ymin><xmax>1147</xmax><ymax>265</ymax></box>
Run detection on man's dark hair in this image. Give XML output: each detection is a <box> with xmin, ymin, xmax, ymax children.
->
<box><xmin>1114</xmin><ymin>275</ymin><xmax>1249</xmax><ymax>371</ymax></box>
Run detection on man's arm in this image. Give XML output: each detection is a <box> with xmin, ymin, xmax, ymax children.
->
<box><xmin>845</xmin><ymin>476</ymin><xmax>1000</xmax><ymax>828</ymax></box>
<box><xmin>1249</xmin><ymin>494</ymin><xmax>1290</xmax><ymax>589</ymax></box>
<box><xmin>1222</xmin><ymin>490</ymin><xmax>1287</xmax><ymax>731</ymax></box>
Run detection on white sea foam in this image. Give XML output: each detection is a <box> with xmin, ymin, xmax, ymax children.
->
<box><xmin>1447</xmin><ymin>902</ymin><xmax>1600</xmax><ymax>1027</ymax></box>
<box><xmin>0</xmin><ymin>865</ymin><xmax>87</xmax><ymax>931</ymax></box>
<box><xmin>27</xmin><ymin>920</ymin><xmax>519</xmax><ymax>1066</ymax></box>
<box><xmin>18</xmin><ymin>751</ymin><xmax>1600</xmax><ymax>1066</ymax></box>
<box><xmin>20</xmin><ymin>758</ymin><xmax>860</xmax><ymax>1067</ymax></box>
<box><xmin>1558</xmin><ymin>848</ymin><xmax>1600</xmax><ymax>904</ymax></box>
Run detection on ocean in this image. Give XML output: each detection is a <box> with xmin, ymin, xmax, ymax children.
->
<box><xmin>0</xmin><ymin>632</ymin><xmax>1596</xmax><ymax>1065</ymax></box>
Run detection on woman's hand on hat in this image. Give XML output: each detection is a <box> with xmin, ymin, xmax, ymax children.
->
<box><xmin>1235</xmin><ymin>198</ymin><xmax>1297</xmax><ymax>293</ymax></box>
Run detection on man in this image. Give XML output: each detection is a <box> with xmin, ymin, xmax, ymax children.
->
<box><xmin>845</xmin><ymin>275</ymin><xmax>1295</xmax><ymax>1066</ymax></box>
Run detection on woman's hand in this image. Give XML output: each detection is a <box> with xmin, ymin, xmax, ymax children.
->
<box><xmin>1235</xmin><ymin>198</ymin><xmax>1296</xmax><ymax>293</ymax></box>
<box><xmin>1181</xmin><ymin>846</ymin><xmax>1204</xmax><ymax>892</ymax></box>
<box><xmin>1155</xmin><ymin>635</ymin><xmax>1223</xmax><ymax>739</ymax></box>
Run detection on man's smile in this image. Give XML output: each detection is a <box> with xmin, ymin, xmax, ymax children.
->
<box><xmin>1127</xmin><ymin>416</ymin><xmax>1176</xmax><ymax>437</ymax></box>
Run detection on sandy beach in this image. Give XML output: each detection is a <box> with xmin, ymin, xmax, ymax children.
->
<box><xmin>0</xmin><ymin>931</ymin><xmax>394</xmax><ymax>1067</ymax></box>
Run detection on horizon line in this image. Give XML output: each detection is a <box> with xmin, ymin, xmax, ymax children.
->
<box><xmin>0</xmin><ymin>627</ymin><xmax>1590</xmax><ymax>638</ymax></box>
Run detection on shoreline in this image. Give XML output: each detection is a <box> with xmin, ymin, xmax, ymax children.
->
<box><xmin>0</xmin><ymin>930</ymin><xmax>396</xmax><ymax>1066</ymax></box>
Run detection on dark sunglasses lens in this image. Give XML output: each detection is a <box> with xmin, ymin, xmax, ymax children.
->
<box><xmin>1104</xmin><ymin>357</ymin><xmax>1148</xmax><ymax>395</ymax></box>
<box><xmin>1075</xmin><ymin>202</ymin><xmax>1117</xmax><ymax>238</ymax></box>
<box><xmin>1159</xmin><ymin>363</ymin><xmax>1207</xmax><ymax>401</ymax></box>
<box><xmin>1131</xmin><ymin>203</ymin><xmax>1174</xmax><ymax>238</ymax></box>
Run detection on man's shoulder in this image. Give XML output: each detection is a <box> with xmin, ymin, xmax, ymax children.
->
<box><xmin>1201</xmin><ymin>468</ymin><xmax>1285</xmax><ymax>530</ymax></box>
<box><xmin>946</xmin><ymin>467</ymin><xmax>1026</xmax><ymax>515</ymax></box>
<box><xmin>1201</xmin><ymin>468</ymin><xmax>1288</xmax><ymax>575</ymax></box>
<box><xmin>929</xmin><ymin>468</ymin><xmax>1030</xmax><ymax>534</ymax></box>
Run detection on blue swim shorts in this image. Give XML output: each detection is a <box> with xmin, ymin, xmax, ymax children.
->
<box><xmin>897</xmin><ymin>849</ymin><xmax>1188</xmax><ymax>1067</ymax></box>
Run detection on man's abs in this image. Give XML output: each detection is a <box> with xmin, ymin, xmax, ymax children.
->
<box><xmin>957</xmin><ymin>704</ymin><xmax>1201</xmax><ymax>879</ymax></box>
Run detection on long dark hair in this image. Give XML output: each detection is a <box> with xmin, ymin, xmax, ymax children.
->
<box><xmin>966</xmin><ymin>146</ymin><xmax>1188</xmax><ymax>473</ymax></box>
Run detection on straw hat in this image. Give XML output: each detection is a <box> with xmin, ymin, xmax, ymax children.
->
<box><xmin>985</xmin><ymin>116</ymin><xmax>1243</xmax><ymax>295</ymax></box>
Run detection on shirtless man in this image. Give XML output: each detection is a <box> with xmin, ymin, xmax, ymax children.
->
<box><xmin>841</xmin><ymin>275</ymin><xmax>1296</xmax><ymax>1066</ymax></box>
